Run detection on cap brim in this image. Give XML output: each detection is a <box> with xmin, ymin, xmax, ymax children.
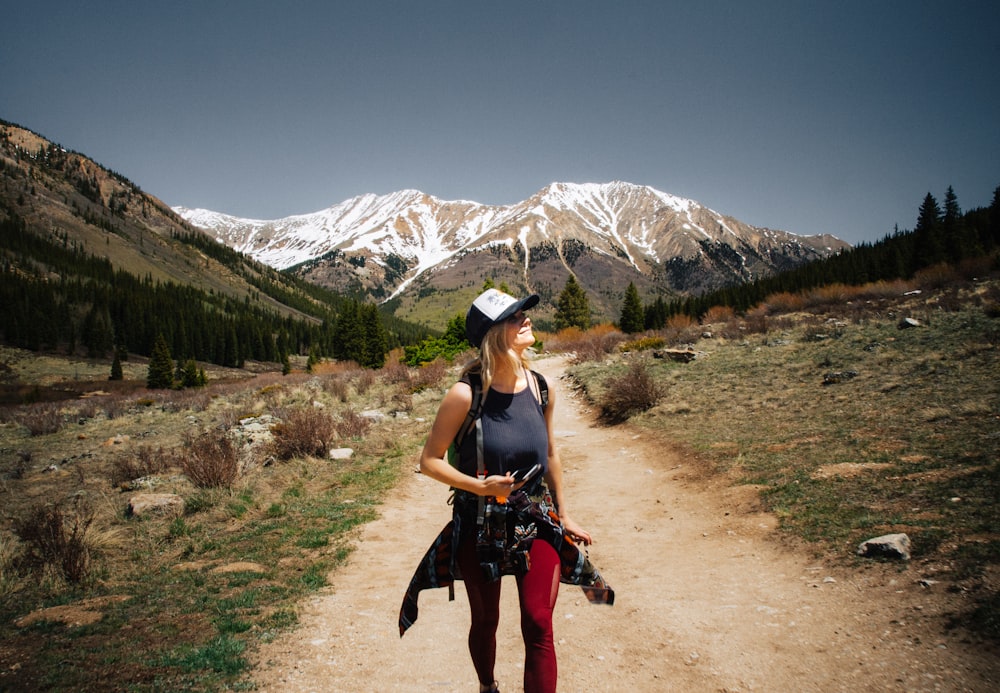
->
<box><xmin>495</xmin><ymin>294</ymin><xmax>539</xmax><ymax>323</ymax></box>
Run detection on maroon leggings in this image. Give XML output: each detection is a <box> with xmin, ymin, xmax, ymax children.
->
<box><xmin>457</xmin><ymin>535</ymin><xmax>561</xmax><ymax>693</ymax></box>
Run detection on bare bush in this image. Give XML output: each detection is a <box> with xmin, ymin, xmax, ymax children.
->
<box><xmin>16</xmin><ymin>402</ymin><xmax>65</xmax><ymax>436</ymax></box>
<box><xmin>102</xmin><ymin>393</ymin><xmax>130</xmax><ymax>420</ymax></box>
<box><xmin>598</xmin><ymin>361</ymin><xmax>665</xmax><ymax>425</ymax></box>
<box><xmin>380</xmin><ymin>361</ymin><xmax>413</xmax><ymax>386</ymax></box>
<box><xmin>765</xmin><ymin>291</ymin><xmax>807</xmax><ymax>315</ymax></box>
<box><xmin>354</xmin><ymin>369</ymin><xmax>377</xmax><ymax>396</ymax></box>
<box><xmin>73</xmin><ymin>397</ymin><xmax>102</xmax><ymax>421</ymax></box>
<box><xmin>702</xmin><ymin>305</ymin><xmax>736</xmax><ymax>325</ymax></box>
<box><xmin>270</xmin><ymin>407</ymin><xmax>339</xmax><ymax>461</ymax></box>
<box><xmin>13</xmin><ymin>497</ymin><xmax>95</xmax><ymax>584</ymax></box>
<box><xmin>412</xmin><ymin>359</ymin><xmax>448</xmax><ymax>391</ymax></box>
<box><xmin>914</xmin><ymin>263</ymin><xmax>961</xmax><ymax>291</ymax></box>
<box><xmin>323</xmin><ymin>375</ymin><xmax>351</xmax><ymax>402</ymax></box>
<box><xmin>391</xmin><ymin>391</ymin><xmax>413</xmax><ymax>413</ymax></box>
<box><xmin>179</xmin><ymin>431</ymin><xmax>240</xmax><ymax>488</ymax></box>
<box><xmin>336</xmin><ymin>408</ymin><xmax>372</xmax><ymax>439</ymax></box>
<box><xmin>551</xmin><ymin>324</ymin><xmax>627</xmax><ymax>364</ymax></box>
<box><xmin>109</xmin><ymin>445</ymin><xmax>171</xmax><ymax>488</ymax></box>
<box><xmin>742</xmin><ymin>307</ymin><xmax>770</xmax><ymax>335</ymax></box>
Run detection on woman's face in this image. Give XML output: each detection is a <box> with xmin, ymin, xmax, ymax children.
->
<box><xmin>505</xmin><ymin>310</ymin><xmax>534</xmax><ymax>349</ymax></box>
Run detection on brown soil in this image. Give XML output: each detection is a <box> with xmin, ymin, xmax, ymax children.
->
<box><xmin>251</xmin><ymin>356</ymin><xmax>997</xmax><ymax>692</ymax></box>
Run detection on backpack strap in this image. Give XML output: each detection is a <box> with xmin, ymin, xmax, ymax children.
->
<box><xmin>531</xmin><ymin>370</ymin><xmax>549</xmax><ymax>410</ymax></box>
<box><xmin>454</xmin><ymin>371</ymin><xmax>484</xmax><ymax>451</ymax></box>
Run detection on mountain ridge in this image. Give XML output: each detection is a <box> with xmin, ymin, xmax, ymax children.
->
<box><xmin>176</xmin><ymin>181</ymin><xmax>849</xmax><ymax>325</ymax></box>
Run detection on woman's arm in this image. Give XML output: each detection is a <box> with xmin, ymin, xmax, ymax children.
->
<box><xmin>419</xmin><ymin>381</ymin><xmax>516</xmax><ymax>498</ymax></box>
<box><xmin>540</xmin><ymin>383</ymin><xmax>592</xmax><ymax>545</ymax></box>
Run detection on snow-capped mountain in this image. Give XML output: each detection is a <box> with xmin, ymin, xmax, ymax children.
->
<box><xmin>176</xmin><ymin>181</ymin><xmax>848</xmax><ymax>324</ymax></box>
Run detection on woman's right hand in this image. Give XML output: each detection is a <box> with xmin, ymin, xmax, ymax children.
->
<box><xmin>480</xmin><ymin>473</ymin><xmax>516</xmax><ymax>498</ymax></box>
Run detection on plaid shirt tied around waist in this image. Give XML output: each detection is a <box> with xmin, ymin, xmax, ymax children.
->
<box><xmin>398</xmin><ymin>483</ymin><xmax>614</xmax><ymax>636</ymax></box>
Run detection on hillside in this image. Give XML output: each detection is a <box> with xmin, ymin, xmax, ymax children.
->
<box><xmin>0</xmin><ymin>120</ymin><xmax>426</xmax><ymax>371</ymax></box>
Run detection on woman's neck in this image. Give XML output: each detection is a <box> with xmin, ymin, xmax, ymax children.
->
<box><xmin>490</xmin><ymin>355</ymin><xmax>526</xmax><ymax>393</ymax></box>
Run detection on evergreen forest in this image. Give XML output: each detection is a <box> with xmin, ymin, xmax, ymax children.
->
<box><xmin>0</xmin><ymin>200</ymin><xmax>424</xmax><ymax>370</ymax></box>
<box><xmin>643</xmin><ymin>185</ymin><xmax>1000</xmax><ymax>328</ymax></box>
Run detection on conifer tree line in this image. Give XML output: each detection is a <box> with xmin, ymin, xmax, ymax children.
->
<box><xmin>0</xmin><ymin>201</ymin><xmax>399</xmax><ymax>369</ymax></box>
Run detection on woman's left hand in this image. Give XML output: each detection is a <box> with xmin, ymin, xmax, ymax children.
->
<box><xmin>561</xmin><ymin>516</ymin><xmax>592</xmax><ymax>546</ymax></box>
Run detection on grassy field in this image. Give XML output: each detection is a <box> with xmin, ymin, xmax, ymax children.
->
<box><xmin>0</xmin><ymin>272</ymin><xmax>998</xmax><ymax>690</ymax></box>
<box><xmin>0</xmin><ymin>358</ymin><xmax>445</xmax><ymax>691</ymax></box>
<box><xmin>565</xmin><ymin>275</ymin><xmax>1000</xmax><ymax>638</ymax></box>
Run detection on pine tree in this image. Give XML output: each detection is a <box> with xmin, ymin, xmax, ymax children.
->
<box><xmin>109</xmin><ymin>351</ymin><xmax>123</xmax><ymax>381</ymax></box>
<box><xmin>361</xmin><ymin>303</ymin><xmax>388</xmax><ymax>368</ymax></box>
<box><xmin>619</xmin><ymin>283</ymin><xmax>644</xmax><ymax>334</ymax></box>
<box><xmin>554</xmin><ymin>275</ymin><xmax>591</xmax><ymax>330</ymax></box>
<box><xmin>180</xmin><ymin>359</ymin><xmax>203</xmax><ymax>388</ymax></box>
<box><xmin>147</xmin><ymin>333</ymin><xmax>175</xmax><ymax>389</ymax></box>
<box><xmin>914</xmin><ymin>192</ymin><xmax>945</xmax><ymax>268</ymax></box>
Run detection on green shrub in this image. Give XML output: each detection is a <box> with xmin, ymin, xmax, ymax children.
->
<box><xmin>620</xmin><ymin>336</ymin><xmax>666</xmax><ymax>352</ymax></box>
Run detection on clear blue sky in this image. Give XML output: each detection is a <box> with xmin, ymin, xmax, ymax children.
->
<box><xmin>2</xmin><ymin>1</ymin><xmax>998</xmax><ymax>245</ymax></box>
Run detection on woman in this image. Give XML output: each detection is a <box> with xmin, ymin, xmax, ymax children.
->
<box><xmin>399</xmin><ymin>288</ymin><xmax>613</xmax><ymax>693</ymax></box>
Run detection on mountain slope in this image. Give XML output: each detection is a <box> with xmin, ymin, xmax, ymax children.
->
<box><xmin>177</xmin><ymin>182</ymin><xmax>849</xmax><ymax>325</ymax></box>
<box><xmin>0</xmin><ymin>119</ymin><xmax>428</xmax><ymax>365</ymax></box>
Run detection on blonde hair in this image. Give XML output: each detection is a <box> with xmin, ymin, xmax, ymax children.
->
<box><xmin>461</xmin><ymin>320</ymin><xmax>530</xmax><ymax>393</ymax></box>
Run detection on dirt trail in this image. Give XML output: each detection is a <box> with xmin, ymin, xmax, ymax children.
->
<box><xmin>252</xmin><ymin>356</ymin><xmax>996</xmax><ymax>692</ymax></box>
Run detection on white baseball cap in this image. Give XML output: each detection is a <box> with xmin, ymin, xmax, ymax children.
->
<box><xmin>465</xmin><ymin>289</ymin><xmax>540</xmax><ymax>347</ymax></box>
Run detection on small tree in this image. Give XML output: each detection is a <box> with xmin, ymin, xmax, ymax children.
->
<box><xmin>109</xmin><ymin>351</ymin><xmax>124</xmax><ymax>381</ymax></box>
<box><xmin>555</xmin><ymin>274</ymin><xmax>591</xmax><ymax>330</ymax></box>
<box><xmin>146</xmin><ymin>334</ymin><xmax>175</xmax><ymax>389</ymax></box>
<box><xmin>619</xmin><ymin>283</ymin><xmax>645</xmax><ymax>334</ymax></box>
<box><xmin>180</xmin><ymin>359</ymin><xmax>204</xmax><ymax>388</ymax></box>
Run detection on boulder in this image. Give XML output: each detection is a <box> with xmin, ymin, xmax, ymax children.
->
<box><xmin>857</xmin><ymin>533</ymin><xmax>911</xmax><ymax>560</ymax></box>
<box><xmin>822</xmin><ymin>370</ymin><xmax>858</xmax><ymax>385</ymax></box>
<box><xmin>653</xmin><ymin>348</ymin><xmax>698</xmax><ymax>363</ymax></box>
<box><xmin>128</xmin><ymin>493</ymin><xmax>184</xmax><ymax>518</ymax></box>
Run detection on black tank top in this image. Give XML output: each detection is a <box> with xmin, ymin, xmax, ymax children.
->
<box><xmin>457</xmin><ymin>385</ymin><xmax>548</xmax><ymax>478</ymax></box>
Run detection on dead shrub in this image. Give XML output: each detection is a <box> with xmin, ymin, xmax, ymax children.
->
<box><xmin>323</xmin><ymin>375</ymin><xmax>351</xmax><ymax>402</ymax></box>
<box><xmin>598</xmin><ymin>361</ymin><xmax>665</xmax><ymax>424</ymax></box>
<box><xmin>179</xmin><ymin>431</ymin><xmax>239</xmax><ymax>488</ymax></box>
<box><xmin>412</xmin><ymin>359</ymin><xmax>448</xmax><ymax>391</ymax></box>
<box><xmin>16</xmin><ymin>402</ymin><xmax>64</xmax><ymax>436</ymax></box>
<box><xmin>553</xmin><ymin>324</ymin><xmax>626</xmax><ymax>364</ymax></box>
<box><xmin>666</xmin><ymin>313</ymin><xmax>696</xmax><ymax>330</ymax></box>
<box><xmin>109</xmin><ymin>445</ymin><xmax>171</xmax><ymax>488</ymax></box>
<box><xmin>336</xmin><ymin>408</ymin><xmax>372</xmax><ymax>439</ymax></box>
<box><xmin>354</xmin><ymin>369</ymin><xmax>377</xmax><ymax>396</ymax></box>
<box><xmin>765</xmin><ymin>291</ymin><xmax>806</xmax><ymax>315</ymax></box>
<box><xmin>102</xmin><ymin>393</ymin><xmax>129</xmax><ymax>420</ymax></box>
<box><xmin>742</xmin><ymin>307</ymin><xmax>769</xmax><ymax>335</ymax></box>
<box><xmin>391</xmin><ymin>391</ymin><xmax>414</xmax><ymax>413</ymax></box>
<box><xmin>13</xmin><ymin>497</ymin><xmax>95</xmax><ymax>584</ymax></box>
<box><xmin>702</xmin><ymin>305</ymin><xmax>735</xmax><ymax>325</ymax></box>
<box><xmin>270</xmin><ymin>407</ymin><xmax>338</xmax><ymax>461</ymax></box>
<box><xmin>380</xmin><ymin>361</ymin><xmax>413</xmax><ymax>386</ymax></box>
<box><xmin>914</xmin><ymin>263</ymin><xmax>960</xmax><ymax>291</ymax></box>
